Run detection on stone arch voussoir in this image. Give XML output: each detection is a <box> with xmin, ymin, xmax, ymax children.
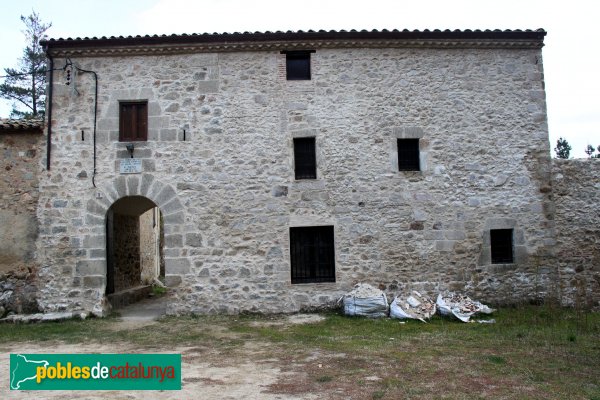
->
<box><xmin>81</xmin><ymin>174</ymin><xmax>186</xmax><ymax>306</ymax></box>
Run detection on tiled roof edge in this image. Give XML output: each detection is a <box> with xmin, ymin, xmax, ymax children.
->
<box><xmin>0</xmin><ymin>118</ymin><xmax>44</xmax><ymax>132</ymax></box>
<box><xmin>41</xmin><ymin>28</ymin><xmax>547</xmax><ymax>52</ymax></box>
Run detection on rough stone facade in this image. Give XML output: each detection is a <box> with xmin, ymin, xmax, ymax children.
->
<box><xmin>0</xmin><ymin>120</ymin><xmax>44</xmax><ymax>316</ymax></box>
<box><xmin>33</xmin><ymin>29</ymin><xmax>586</xmax><ymax>316</ymax></box>
<box><xmin>0</xmin><ymin>123</ymin><xmax>43</xmax><ymax>273</ymax></box>
<box><xmin>553</xmin><ymin>159</ymin><xmax>600</xmax><ymax>309</ymax></box>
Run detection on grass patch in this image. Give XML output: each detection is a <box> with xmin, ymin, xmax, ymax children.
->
<box><xmin>151</xmin><ymin>285</ymin><xmax>167</xmax><ymax>296</ymax></box>
<box><xmin>315</xmin><ymin>375</ymin><xmax>333</xmax><ymax>383</ymax></box>
<box><xmin>0</xmin><ymin>305</ymin><xmax>598</xmax><ymax>399</ymax></box>
<box><xmin>486</xmin><ymin>355</ymin><xmax>506</xmax><ymax>364</ymax></box>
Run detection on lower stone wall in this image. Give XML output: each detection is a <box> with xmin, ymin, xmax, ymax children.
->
<box><xmin>553</xmin><ymin>159</ymin><xmax>600</xmax><ymax>309</ymax></box>
<box><xmin>0</xmin><ymin>130</ymin><xmax>43</xmax><ymax>317</ymax></box>
<box><xmin>0</xmin><ymin>268</ymin><xmax>39</xmax><ymax>317</ymax></box>
<box><xmin>113</xmin><ymin>213</ymin><xmax>141</xmax><ymax>292</ymax></box>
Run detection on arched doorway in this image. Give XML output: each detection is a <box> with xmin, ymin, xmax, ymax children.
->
<box><xmin>106</xmin><ymin>196</ymin><xmax>164</xmax><ymax>308</ymax></box>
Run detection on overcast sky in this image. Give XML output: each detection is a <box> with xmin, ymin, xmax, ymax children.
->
<box><xmin>0</xmin><ymin>0</ymin><xmax>598</xmax><ymax>157</ymax></box>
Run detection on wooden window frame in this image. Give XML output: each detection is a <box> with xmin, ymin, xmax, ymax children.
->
<box><xmin>490</xmin><ymin>229</ymin><xmax>514</xmax><ymax>264</ymax></box>
<box><xmin>290</xmin><ymin>226</ymin><xmax>335</xmax><ymax>284</ymax></box>
<box><xmin>293</xmin><ymin>137</ymin><xmax>317</xmax><ymax>179</ymax></box>
<box><xmin>397</xmin><ymin>138</ymin><xmax>420</xmax><ymax>171</ymax></box>
<box><xmin>119</xmin><ymin>101</ymin><xmax>148</xmax><ymax>142</ymax></box>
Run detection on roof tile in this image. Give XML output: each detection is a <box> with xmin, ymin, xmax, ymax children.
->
<box><xmin>0</xmin><ymin>118</ymin><xmax>44</xmax><ymax>132</ymax></box>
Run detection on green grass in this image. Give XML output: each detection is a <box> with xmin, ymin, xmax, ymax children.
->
<box><xmin>0</xmin><ymin>305</ymin><xmax>598</xmax><ymax>399</ymax></box>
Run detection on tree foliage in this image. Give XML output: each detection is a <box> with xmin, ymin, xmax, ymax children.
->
<box><xmin>0</xmin><ymin>11</ymin><xmax>51</xmax><ymax>119</ymax></box>
<box><xmin>554</xmin><ymin>137</ymin><xmax>571</xmax><ymax>159</ymax></box>
<box><xmin>584</xmin><ymin>144</ymin><xmax>600</xmax><ymax>158</ymax></box>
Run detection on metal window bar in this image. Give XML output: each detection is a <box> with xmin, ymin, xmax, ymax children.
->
<box><xmin>290</xmin><ymin>226</ymin><xmax>335</xmax><ymax>283</ymax></box>
<box><xmin>294</xmin><ymin>137</ymin><xmax>317</xmax><ymax>179</ymax></box>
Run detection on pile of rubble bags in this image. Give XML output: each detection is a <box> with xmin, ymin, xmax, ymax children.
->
<box><xmin>341</xmin><ymin>284</ymin><xmax>495</xmax><ymax>322</ymax></box>
<box><xmin>390</xmin><ymin>291</ymin><xmax>436</xmax><ymax>322</ymax></box>
<box><xmin>436</xmin><ymin>291</ymin><xmax>495</xmax><ymax>322</ymax></box>
<box><xmin>342</xmin><ymin>283</ymin><xmax>389</xmax><ymax>318</ymax></box>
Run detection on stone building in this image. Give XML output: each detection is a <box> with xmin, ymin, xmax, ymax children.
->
<box><xmin>30</xmin><ymin>29</ymin><xmax>597</xmax><ymax>316</ymax></box>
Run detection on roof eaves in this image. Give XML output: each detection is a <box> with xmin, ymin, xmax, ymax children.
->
<box><xmin>41</xmin><ymin>28</ymin><xmax>547</xmax><ymax>50</ymax></box>
<box><xmin>0</xmin><ymin>118</ymin><xmax>44</xmax><ymax>133</ymax></box>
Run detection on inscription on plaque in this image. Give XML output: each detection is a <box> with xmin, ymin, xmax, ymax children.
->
<box><xmin>119</xmin><ymin>158</ymin><xmax>142</xmax><ymax>174</ymax></box>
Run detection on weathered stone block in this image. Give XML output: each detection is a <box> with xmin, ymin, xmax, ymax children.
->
<box><xmin>165</xmin><ymin>234</ymin><xmax>183</xmax><ymax>247</ymax></box>
<box><xmin>161</xmin><ymin>198</ymin><xmax>183</xmax><ymax>215</ymax></box>
<box><xmin>83</xmin><ymin>275</ymin><xmax>105</xmax><ymax>288</ymax></box>
<box><xmin>75</xmin><ymin>260</ymin><xmax>105</xmax><ymax>276</ymax></box>
<box><xmin>436</xmin><ymin>240</ymin><xmax>455</xmax><ymax>252</ymax></box>
<box><xmin>165</xmin><ymin>275</ymin><xmax>182</xmax><ymax>287</ymax></box>
<box><xmin>166</xmin><ymin>258</ymin><xmax>190</xmax><ymax>274</ymax></box>
<box><xmin>185</xmin><ymin>233</ymin><xmax>203</xmax><ymax>247</ymax></box>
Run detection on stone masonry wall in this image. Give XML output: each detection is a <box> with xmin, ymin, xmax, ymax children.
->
<box><xmin>0</xmin><ymin>131</ymin><xmax>43</xmax><ymax>273</ymax></box>
<box><xmin>0</xmin><ymin>130</ymin><xmax>44</xmax><ymax>316</ymax></box>
<box><xmin>113</xmin><ymin>213</ymin><xmax>141</xmax><ymax>292</ymax></box>
<box><xmin>553</xmin><ymin>159</ymin><xmax>600</xmax><ymax>309</ymax></box>
<box><xmin>36</xmin><ymin>45</ymin><xmax>553</xmax><ymax>315</ymax></box>
<box><xmin>140</xmin><ymin>208</ymin><xmax>159</xmax><ymax>285</ymax></box>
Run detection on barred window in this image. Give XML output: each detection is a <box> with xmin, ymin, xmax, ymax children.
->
<box><xmin>290</xmin><ymin>226</ymin><xmax>335</xmax><ymax>284</ymax></box>
<box><xmin>294</xmin><ymin>137</ymin><xmax>317</xmax><ymax>179</ymax></box>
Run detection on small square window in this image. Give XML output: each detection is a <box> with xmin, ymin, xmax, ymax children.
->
<box><xmin>285</xmin><ymin>51</ymin><xmax>312</xmax><ymax>80</ymax></box>
<box><xmin>397</xmin><ymin>139</ymin><xmax>420</xmax><ymax>171</ymax></box>
<box><xmin>119</xmin><ymin>101</ymin><xmax>148</xmax><ymax>142</ymax></box>
<box><xmin>294</xmin><ymin>137</ymin><xmax>317</xmax><ymax>179</ymax></box>
<box><xmin>491</xmin><ymin>229</ymin><xmax>514</xmax><ymax>264</ymax></box>
<box><xmin>290</xmin><ymin>226</ymin><xmax>335</xmax><ymax>284</ymax></box>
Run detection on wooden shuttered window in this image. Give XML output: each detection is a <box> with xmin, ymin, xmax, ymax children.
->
<box><xmin>119</xmin><ymin>101</ymin><xmax>148</xmax><ymax>141</ymax></box>
<box><xmin>397</xmin><ymin>138</ymin><xmax>420</xmax><ymax>171</ymax></box>
<box><xmin>294</xmin><ymin>137</ymin><xmax>317</xmax><ymax>179</ymax></box>
<box><xmin>491</xmin><ymin>229</ymin><xmax>514</xmax><ymax>264</ymax></box>
<box><xmin>290</xmin><ymin>226</ymin><xmax>335</xmax><ymax>284</ymax></box>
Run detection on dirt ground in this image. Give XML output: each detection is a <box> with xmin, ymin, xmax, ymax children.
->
<box><xmin>0</xmin><ymin>315</ymin><xmax>327</xmax><ymax>400</ymax></box>
<box><xmin>2</xmin><ymin>307</ymin><xmax>598</xmax><ymax>399</ymax></box>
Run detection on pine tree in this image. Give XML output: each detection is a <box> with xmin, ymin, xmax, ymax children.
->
<box><xmin>554</xmin><ymin>137</ymin><xmax>571</xmax><ymax>159</ymax></box>
<box><xmin>0</xmin><ymin>11</ymin><xmax>51</xmax><ymax>119</ymax></box>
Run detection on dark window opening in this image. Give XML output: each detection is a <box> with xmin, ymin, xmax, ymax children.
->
<box><xmin>491</xmin><ymin>229</ymin><xmax>514</xmax><ymax>264</ymax></box>
<box><xmin>119</xmin><ymin>101</ymin><xmax>148</xmax><ymax>142</ymax></box>
<box><xmin>285</xmin><ymin>51</ymin><xmax>312</xmax><ymax>80</ymax></box>
<box><xmin>397</xmin><ymin>138</ymin><xmax>420</xmax><ymax>171</ymax></box>
<box><xmin>290</xmin><ymin>226</ymin><xmax>335</xmax><ymax>284</ymax></box>
<box><xmin>294</xmin><ymin>137</ymin><xmax>317</xmax><ymax>179</ymax></box>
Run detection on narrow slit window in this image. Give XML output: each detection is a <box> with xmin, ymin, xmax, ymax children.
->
<box><xmin>285</xmin><ymin>51</ymin><xmax>312</xmax><ymax>80</ymax></box>
<box><xmin>397</xmin><ymin>138</ymin><xmax>420</xmax><ymax>171</ymax></box>
<box><xmin>491</xmin><ymin>229</ymin><xmax>514</xmax><ymax>264</ymax></box>
<box><xmin>290</xmin><ymin>226</ymin><xmax>335</xmax><ymax>284</ymax></box>
<box><xmin>119</xmin><ymin>101</ymin><xmax>148</xmax><ymax>142</ymax></box>
<box><xmin>294</xmin><ymin>137</ymin><xmax>317</xmax><ymax>179</ymax></box>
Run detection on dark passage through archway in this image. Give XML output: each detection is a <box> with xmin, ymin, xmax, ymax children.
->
<box><xmin>106</xmin><ymin>196</ymin><xmax>164</xmax><ymax>308</ymax></box>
